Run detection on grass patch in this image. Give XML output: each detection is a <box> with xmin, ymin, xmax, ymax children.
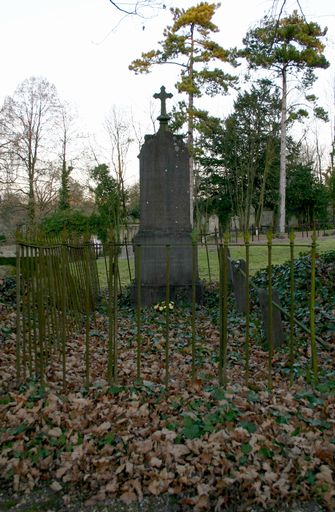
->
<box><xmin>0</xmin><ymin>499</ymin><xmax>18</xmax><ymax>510</ymax></box>
<box><xmin>96</xmin><ymin>238</ymin><xmax>335</xmax><ymax>288</ymax></box>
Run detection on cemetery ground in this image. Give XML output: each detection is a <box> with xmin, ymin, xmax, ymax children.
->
<box><xmin>0</xmin><ymin>241</ymin><xmax>335</xmax><ymax>511</ymax></box>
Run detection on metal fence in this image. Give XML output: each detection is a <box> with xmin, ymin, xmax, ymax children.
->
<box><xmin>15</xmin><ymin>232</ymin><xmax>332</xmax><ymax>391</ymax></box>
<box><xmin>15</xmin><ymin>240</ymin><xmax>100</xmax><ymax>387</ymax></box>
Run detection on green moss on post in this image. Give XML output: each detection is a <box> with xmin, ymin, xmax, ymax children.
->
<box><xmin>204</xmin><ymin>235</ymin><xmax>211</xmax><ymax>282</ymax></box>
<box><xmin>165</xmin><ymin>245</ymin><xmax>171</xmax><ymax>388</ymax></box>
<box><xmin>108</xmin><ymin>241</ymin><xmax>114</xmax><ymax>385</ymax></box>
<box><xmin>289</xmin><ymin>230</ymin><xmax>295</xmax><ymax>385</ymax></box>
<box><xmin>266</xmin><ymin>231</ymin><xmax>273</xmax><ymax>390</ymax></box>
<box><xmin>84</xmin><ymin>244</ymin><xmax>91</xmax><ymax>389</ymax></box>
<box><xmin>113</xmin><ymin>248</ymin><xmax>119</xmax><ymax>383</ymax></box>
<box><xmin>310</xmin><ymin>230</ymin><xmax>318</xmax><ymax>385</ymax></box>
<box><xmin>15</xmin><ymin>242</ymin><xmax>21</xmax><ymax>384</ymax></box>
<box><xmin>60</xmin><ymin>244</ymin><xmax>67</xmax><ymax>390</ymax></box>
<box><xmin>218</xmin><ymin>243</ymin><xmax>224</xmax><ymax>387</ymax></box>
<box><xmin>136</xmin><ymin>244</ymin><xmax>142</xmax><ymax>383</ymax></box>
<box><xmin>244</xmin><ymin>231</ymin><xmax>250</xmax><ymax>384</ymax></box>
<box><xmin>222</xmin><ymin>232</ymin><xmax>229</xmax><ymax>387</ymax></box>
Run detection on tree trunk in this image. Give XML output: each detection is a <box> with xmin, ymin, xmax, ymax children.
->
<box><xmin>27</xmin><ymin>134</ymin><xmax>36</xmax><ymax>227</ymax></box>
<box><xmin>279</xmin><ymin>68</ymin><xmax>287</xmax><ymax>234</ymax></box>
<box><xmin>28</xmin><ymin>180</ymin><xmax>35</xmax><ymax>226</ymax></box>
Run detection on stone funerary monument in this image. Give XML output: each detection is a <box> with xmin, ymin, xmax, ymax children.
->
<box><xmin>133</xmin><ymin>86</ymin><xmax>201</xmax><ymax>305</ymax></box>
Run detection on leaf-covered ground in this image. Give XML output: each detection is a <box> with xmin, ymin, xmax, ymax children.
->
<box><xmin>1</xmin><ymin>282</ymin><xmax>335</xmax><ymax>512</ymax></box>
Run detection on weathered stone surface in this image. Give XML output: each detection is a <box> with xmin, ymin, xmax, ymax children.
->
<box><xmin>133</xmin><ymin>231</ymin><xmax>202</xmax><ymax>304</ymax></box>
<box><xmin>231</xmin><ymin>259</ymin><xmax>247</xmax><ymax>314</ymax></box>
<box><xmin>258</xmin><ymin>288</ymin><xmax>285</xmax><ymax>348</ymax></box>
<box><xmin>138</xmin><ymin>130</ymin><xmax>192</xmax><ymax>232</ymax></box>
<box><xmin>133</xmin><ymin>88</ymin><xmax>200</xmax><ymax>305</ymax></box>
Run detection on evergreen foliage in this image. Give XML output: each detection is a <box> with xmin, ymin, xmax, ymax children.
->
<box><xmin>286</xmin><ymin>163</ymin><xmax>329</xmax><ymax>224</ymax></box>
<box><xmin>89</xmin><ymin>164</ymin><xmax>124</xmax><ymax>243</ymax></box>
<box><xmin>58</xmin><ymin>165</ymin><xmax>73</xmax><ymax>211</ymax></box>
<box><xmin>199</xmin><ymin>80</ymin><xmax>282</xmax><ymax>231</ymax></box>
<box><xmin>41</xmin><ymin>209</ymin><xmax>92</xmax><ymax>237</ymax></box>
<box><xmin>241</xmin><ymin>10</ymin><xmax>329</xmax><ymax>233</ymax></box>
<box><xmin>129</xmin><ymin>2</ymin><xmax>237</xmax><ymax>148</ymax></box>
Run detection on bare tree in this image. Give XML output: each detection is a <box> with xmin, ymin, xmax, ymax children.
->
<box><xmin>105</xmin><ymin>107</ymin><xmax>134</xmax><ymax>219</ymax></box>
<box><xmin>0</xmin><ymin>76</ymin><xmax>60</xmax><ymax>226</ymax></box>
<box><xmin>57</xmin><ymin>101</ymin><xmax>87</xmax><ymax>210</ymax></box>
<box><xmin>0</xmin><ymin>106</ymin><xmax>21</xmax><ymax>194</ymax></box>
<box><xmin>35</xmin><ymin>162</ymin><xmax>60</xmax><ymax>217</ymax></box>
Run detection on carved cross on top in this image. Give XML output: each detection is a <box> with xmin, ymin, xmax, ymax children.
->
<box><xmin>153</xmin><ymin>86</ymin><xmax>173</xmax><ymax>120</ymax></box>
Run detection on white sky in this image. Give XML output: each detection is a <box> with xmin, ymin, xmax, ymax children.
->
<box><xmin>1</xmin><ymin>0</ymin><xmax>334</xmax><ymax>183</ymax></box>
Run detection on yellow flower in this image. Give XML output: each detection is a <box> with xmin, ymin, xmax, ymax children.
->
<box><xmin>154</xmin><ymin>300</ymin><xmax>175</xmax><ymax>312</ymax></box>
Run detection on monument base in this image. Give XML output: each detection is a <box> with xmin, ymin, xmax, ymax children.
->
<box><xmin>131</xmin><ymin>281</ymin><xmax>203</xmax><ymax>306</ymax></box>
<box><xmin>132</xmin><ymin>230</ymin><xmax>202</xmax><ymax>306</ymax></box>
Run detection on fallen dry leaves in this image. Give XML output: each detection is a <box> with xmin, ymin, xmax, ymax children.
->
<box><xmin>0</xmin><ymin>302</ymin><xmax>334</xmax><ymax>511</ymax></box>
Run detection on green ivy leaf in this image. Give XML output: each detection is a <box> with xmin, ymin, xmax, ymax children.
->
<box><xmin>240</xmin><ymin>421</ymin><xmax>257</xmax><ymax>433</ymax></box>
<box><xmin>182</xmin><ymin>416</ymin><xmax>202</xmax><ymax>439</ymax></box>
<box><xmin>241</xmin><ymin>442</ymin><xmax>252</xmax><ymax>455</ymax></box>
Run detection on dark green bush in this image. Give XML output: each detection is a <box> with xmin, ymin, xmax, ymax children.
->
<box><xmin>252</xmin><ymin>250</ymin><xmax>335</xmax><ymax>341</ymax></box>
<box><xmin>40</xmin><ymin>209</ymin><xmax>92</xmax><ymax>237</ymax></box>
<box><xmin>0</xmin><ymin>276</ymin><xmax>16</xmax><ymax>305</ymax></box>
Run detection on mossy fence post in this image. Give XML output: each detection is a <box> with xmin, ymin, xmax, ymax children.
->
<box><xmin>266</xmin><ymin>231</ymin><xmax>273</xmax><ymax>390</ymax></box>
<box><xmin>310</xmin><ymin>230</ymin><xmax>318</xmax><ymax>385</ymax></box>
<box><xmin>222</xmin><ymin>232</ymin><xmax>229</xmax><ymax>387</ymax></box>
<box><xmin>136</xmin><ymin>244</ymin><xmax>142</xmax><ymax>383</ymax></box>
<box><xmin>289</xmin><ymin>230</ymin><xmax>295</xmax><ymax>385</ymax></box>
<box><xmin>191</xmin><ymin>240</ymin><xmax>197</xmax><ymax>383</ymax></box>
<box><xmin>244</xmin><ymin>231</ymin><xmax>250</xmax><ymax>384</ymax></box>
<box><xmin>218</xmin><ymin>233</ymin><xmax>229</xmax><ymax>387</ymax></box>
<box><xmin>61</xmin><ymin>242</ymin><xmax>67</xmax><ymax>390</ymax></box>
<box><xmin>204</xmin><ymin>234</ymin><xmax>212</xmax><ymax>282</ymax></box>
<box><xmin>84</xmin><ymin>243</ymin><xmax>91</xmax><ymax>389</ymax></box>
<box><xmin>165</xmin><ymin>244</ymin><xmax>171</xmax><ymax>388</ymax></box>
<box><xmin>15</xmin><ymin>241</ymin><xmax>21</xmax><ymax>385</ymax></box>
<box><xmin>113</xmin><ymin>245</ymin><xmax>119</xmax><ymax>382</ymax></box>
<box><xmin>108</xmin><ymin>240</ymin><xmax>116</xmax><ymax>384</ymax></box>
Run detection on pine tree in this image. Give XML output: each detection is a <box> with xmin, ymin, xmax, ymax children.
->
<box><xmin>130</xmin><ymin>2</ymin><xmax>236</xmax><ymax>149</ymax></box>
<box><xmin>241</xmin><ymin>10</ymin><xmax>329</xmax><ymax>233</ymax></box>
<box><xmin>129</xmin><ymin>2</ymin><xmax>237</xmax><ymax>226</ymax></box>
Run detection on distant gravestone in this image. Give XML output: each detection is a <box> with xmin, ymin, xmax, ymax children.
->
<box><xmin>133</xmin><ymin>86</ymin><xmax>201</xmax><ymax>305</ymax></box>
<box><xmin>231</xmin><ymin>259</ymin><xmax>247</xmax><ymax>314</ymax></box>
<box><xmin>226</xmin><ymin>249</ymin><xmax>234</xmax><ymax>286</ymax></box>
<box><xmin>258</xmin><ymin>288</ymin><xmax>285</xmax><ymax>348</ymax></box>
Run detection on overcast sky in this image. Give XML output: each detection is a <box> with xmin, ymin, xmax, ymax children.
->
<box><xmin>1</xmin><ymin>0</ymin><xmax>334</xmax><ymax>183</ymax></box>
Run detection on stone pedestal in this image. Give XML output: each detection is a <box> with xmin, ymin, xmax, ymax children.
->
<box><xmin>133</xmin><ymin>91</ymin><xmax>201</xmax><ymax>305</ymax></box>
<box><xmin>133</xmin><ymin>230</ymin><xmax>201</xmax><ymax>305</ymax></box>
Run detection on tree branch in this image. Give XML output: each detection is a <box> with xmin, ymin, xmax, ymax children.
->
<box><xmin>108</xmin><ymin>1</ymin><xmax>167</xmax><ymax>17</ymax></box>
<box><xmin>108</xmin><ymin>1</ymin><xmax>137</xmax><ymax>15</ymax></box>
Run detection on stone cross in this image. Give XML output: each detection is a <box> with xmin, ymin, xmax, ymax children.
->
<box><xmin>153</xmin><ymin>86</ymin><xmax>173</xmax><ymax>119</ymax></box>
<box><xmin>133</xmin><ymin>87</ymin><xmax>200</xmax><ymax>305</ymax></box>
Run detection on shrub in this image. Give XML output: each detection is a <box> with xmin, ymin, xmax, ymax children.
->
<box><xmin>40</xmin><ymin>209</ymin><xmax>92</xmax><ymax>237</ymax></box>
